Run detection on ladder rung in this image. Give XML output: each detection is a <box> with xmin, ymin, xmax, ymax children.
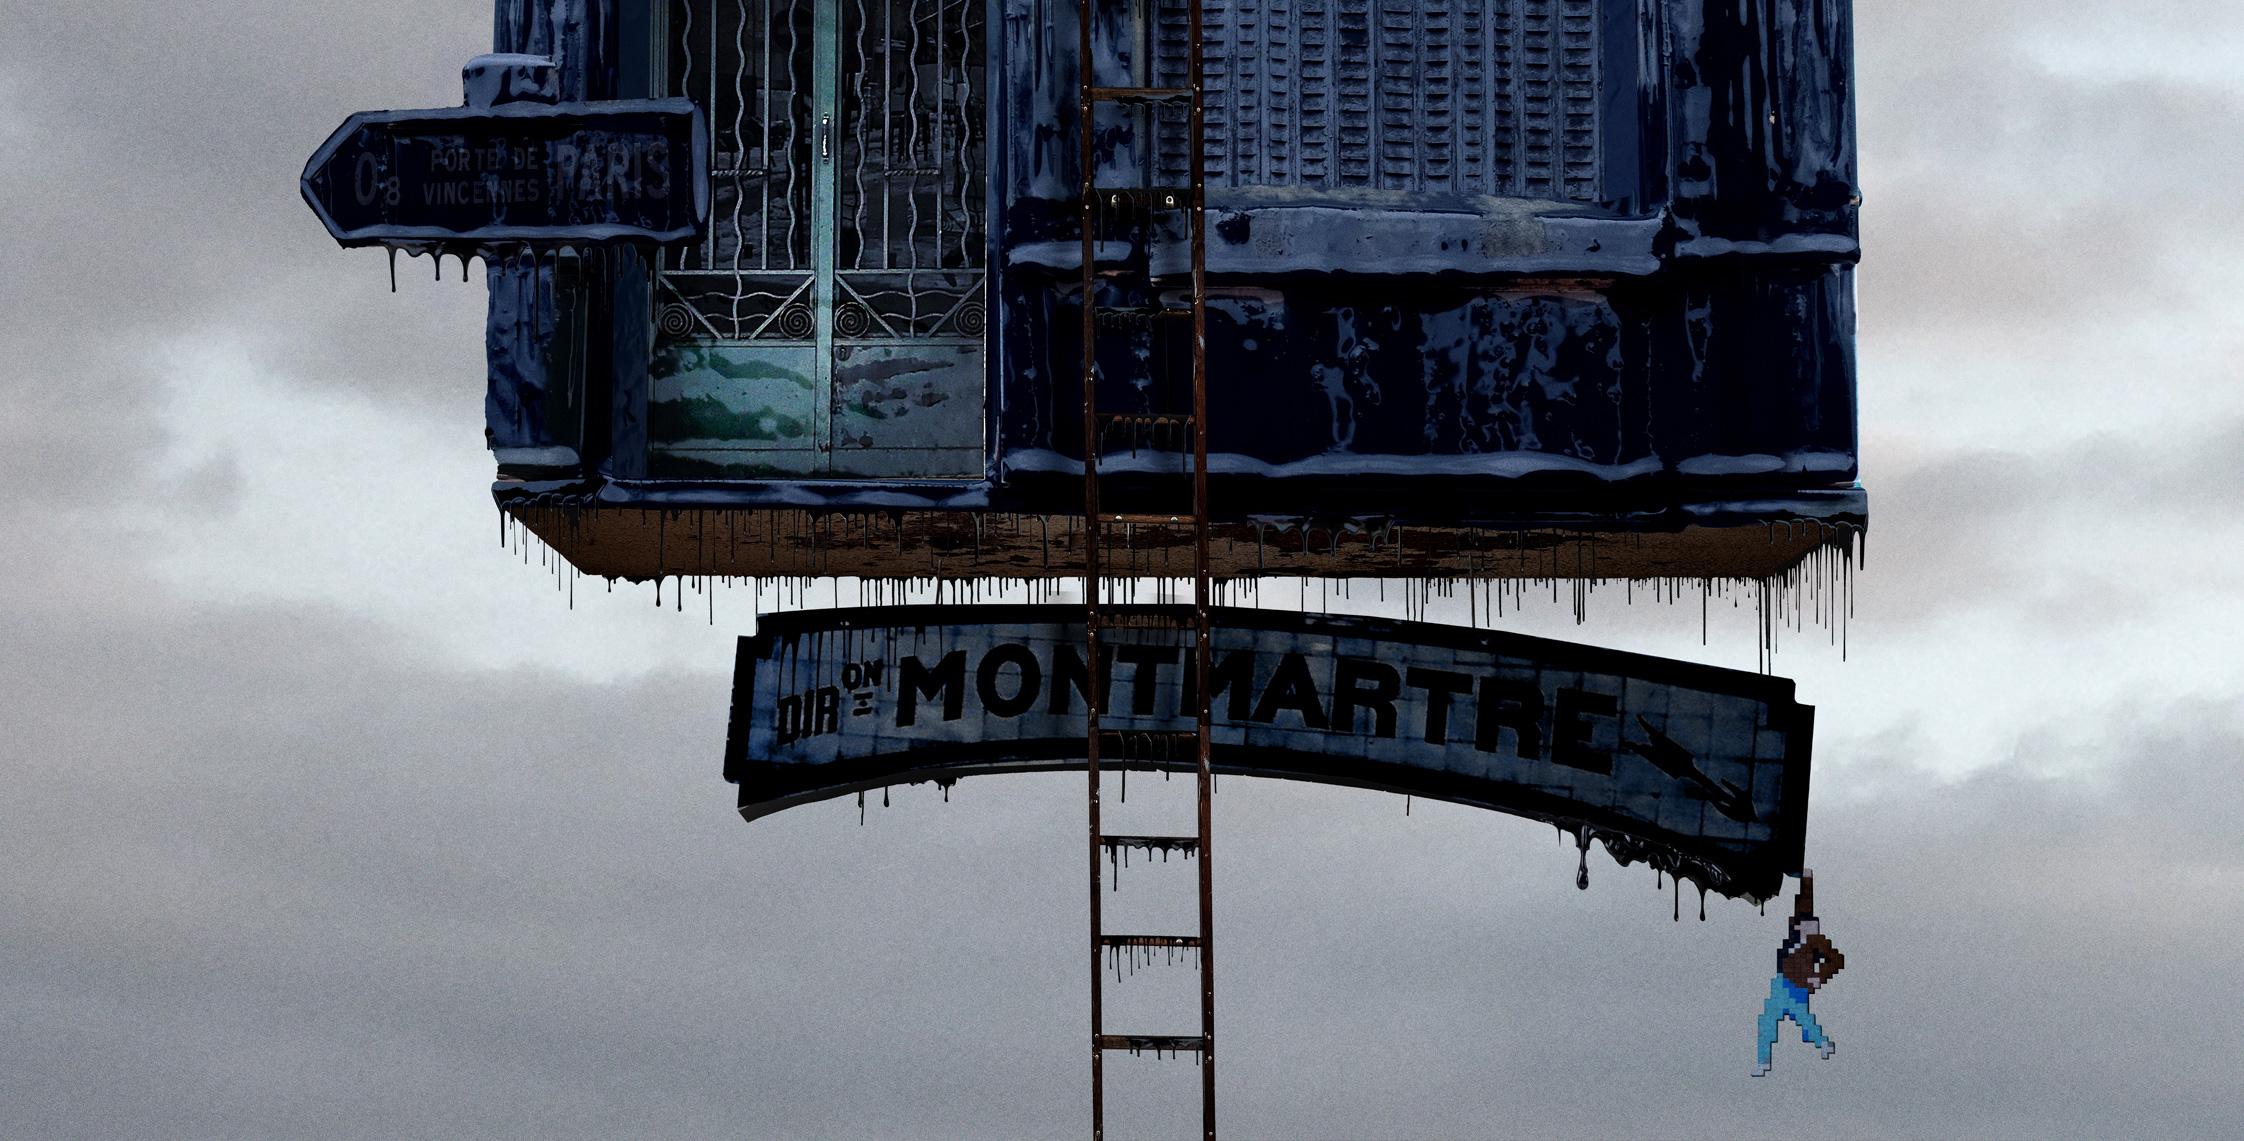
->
<box><xmin>1090</xmin><ymin>86</ymin><xmax>1194</xmax><ymax>106</ymax></box>
<box><xmin>1094</xmin><ymin>728</ymin><xmax>1201</xmax><ymax>759</ymax></box>
<box><xmin>1092</xmin><ymin>186</ymin><xmax>1193</xmax><ymax>211</ymax></box>
<box><xmin>1100</xmin><ymin>834</ymin><xmax>1201</xmax><ymax>852</ymax></box>
<box><xmin>1096</xmin><ymin>513</ymin><xmax>1195</xmax><ymax>527</ymax></box>
<box><xmin>1097</xmin><ymin>412</ymin><xmax>1194</xmax><ymax>429</ymax></box>
<box><xmin>1093</xmin><ymin>304</ymin><xmax>1193</xmax><ymax>328</ymax></box>
<box><xmin>1095</xmin><ymin>413</ymin><xmax>1195</xmax><ymax>454</ymax></box>
<box><xmin>1096</xmin><ymin>728</ymin><xmax>1200</xmax><ymax>744</ymax></box>
<box><xmin>1097</xmin><ymin>1034</ymin><xmax>1207</xmax><ymax>1054</ymax></box>
<box><xmin>1099</xmin><ymin>934</ymin><xmax>1203</xmax><ymax>948</ymax></box>
<box><xmin>1098</xmin><ymin>611</ymin><xmax>1195</xmax><ymax>630</ymax></box>
<box><xmin>1085</xmin><ymin>516</ymin><xmax>1202</xmax><ymax>540</ymax></box>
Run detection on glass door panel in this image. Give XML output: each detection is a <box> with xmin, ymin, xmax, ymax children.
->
<box><xmin>830</xmin><ymin>0</ymin><xmax>986</xmax><ymax>477</ymax></box>
<box><xmin>652</xmin><ymin>0</ymin><xmax>985</xmax><ymax>480</ymax></box>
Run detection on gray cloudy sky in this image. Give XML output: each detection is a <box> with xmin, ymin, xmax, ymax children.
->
<box><xmin>5</xmin><ymin>2</ymin><xmax>2242</xmax><ymax>1137</ymax></box>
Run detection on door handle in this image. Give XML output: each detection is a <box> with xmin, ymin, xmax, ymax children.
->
<box><xmin>820</xmin><ymin>114</ymin><xmax>832</xmax><ymax>162</ymax></box>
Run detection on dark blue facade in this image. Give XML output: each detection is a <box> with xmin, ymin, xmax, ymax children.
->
<box><xmin>486</xmin><ymin>0</ymin><xmax>1863</xmax><ymax>572</ymax></box>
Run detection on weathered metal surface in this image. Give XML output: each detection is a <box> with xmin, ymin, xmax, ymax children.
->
<box><xmin>984</xmin><ymin>0</ymin><xmax>1857</xmax><ymax>503</ymax></box>
<box><xmin>485</xmin><ymin>253</ymin><xmax>576</xmax><ymax>472</ymax></box>
<box><xmin>826</xmin><ymin>344</ymin><xmax>987</xmax><ymax>478</ymax></box>
<box><xmin>1214</xmin><ymin>0</ymin><xmax>1607</xmax><ymax>200</ymax></box>
<box><xmin>646</xmin><ymin>342</ymin><xmax>824</xmax><ymax>472</ymax></box>
<box><xmin>642</xmin><ymin>340</ymin><xmax>987</xmax><ymax>477</ymax></box>
<box><xmin>724</xmin><ymin>605</ymin><xmax>1812</xmax><ymax>900</ymax></box>
<box><xmin>998</xmin><ymin>0</ymin><xmax>1856</xmax><ymax>252</ymax></box>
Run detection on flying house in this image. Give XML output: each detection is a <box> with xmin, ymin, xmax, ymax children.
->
<box><xmin>483</xmin><ymin>0</ymin><xmax>1864</xmax><ymax>581</ymax></box>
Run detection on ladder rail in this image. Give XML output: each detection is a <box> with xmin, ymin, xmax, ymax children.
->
<box><xmin>1187</xmin><ymin>0</ymin><xmax>1217</xmax><ymax>1123</ymax></box>
<box><xmin>1076</xmin><ymin>0</ymin><xmax>1107</xmax><ymax>1130</ymax></box>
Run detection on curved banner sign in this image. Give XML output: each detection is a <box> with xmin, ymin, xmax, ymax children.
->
<box><xmin>726</xmin><ymin>606</ymin><xmax>1811</xmax><ymax>900</ymax></box>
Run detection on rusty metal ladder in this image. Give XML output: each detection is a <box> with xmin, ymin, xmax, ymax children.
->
<box><xmin>1077</xmin><ymin>0</ymin><xmax>1214</xmax><ymax>1133</ymax></box>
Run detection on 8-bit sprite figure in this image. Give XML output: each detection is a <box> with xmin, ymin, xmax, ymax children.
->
<box><xmin>1751</xmin><ymin>870</ymin><xmax>1843</xmax><ymax>1076</ymax></box>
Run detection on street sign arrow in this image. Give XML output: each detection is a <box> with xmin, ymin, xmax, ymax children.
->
<box><xmin>302</xmin><ymin>99</ymin><xmax>708</xmax><ymax>248</ymax></box>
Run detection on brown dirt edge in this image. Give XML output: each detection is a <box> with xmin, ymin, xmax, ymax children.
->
<box><xmin>505</xmin><ymin>505</ymin><xmax>1861</xmax><ymax>582</ymax></box>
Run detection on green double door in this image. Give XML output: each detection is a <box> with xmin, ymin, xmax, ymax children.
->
<box><xmin>648</xmin><ymin>0</ymin><xmax>987</xmax><ymax>479</ymax></box>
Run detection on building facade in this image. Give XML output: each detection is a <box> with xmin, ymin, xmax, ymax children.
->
<box><xmin>486</xmin><ymin>0</ymin><xmax>1863</xmax><ymax>580</ymax></box>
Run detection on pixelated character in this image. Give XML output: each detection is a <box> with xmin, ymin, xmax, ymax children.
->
<box><xmin>1751</xmin><ymin>870</ymin><xmax>1844</xmax><ymax>1076</ymax></box>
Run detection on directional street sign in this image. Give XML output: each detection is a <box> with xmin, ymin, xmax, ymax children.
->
<box><xmin>302</xmin><ymin>99</ymin><xmax>708</xmax><ymax>247</ymax></box>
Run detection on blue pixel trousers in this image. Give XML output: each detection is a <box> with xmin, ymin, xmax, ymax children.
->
<box><xmin>1756</xmin><ymin>976</ymin><xmax>1828</xmax><ymax>1066</ymax></box>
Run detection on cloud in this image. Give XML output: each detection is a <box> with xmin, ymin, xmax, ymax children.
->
<box><xmin>1860</xmin><ymin>416</ymin><xmax>2244</xmax><ymax>625</ymax></box>
<box><xmin>3</xmin><ymin>577</ymin><xmax>2240</xmax><ymax>1137</ymax></box>
<box><xmin>1853</xmin><ymin>2</ymin><xmax>2244</xmax><ymax>395</ymax></box>
<box><xmin>0</xmin><ymin>1</ymin><xmax>492</xmax><ymax>512</ymax></box>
